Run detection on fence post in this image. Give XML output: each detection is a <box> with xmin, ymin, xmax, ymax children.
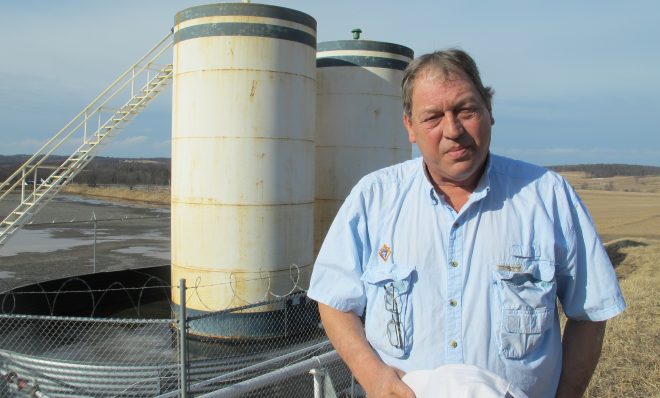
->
<box><xmin>91</xmin><ymin>211</ymin><xmax>97</xmax><ymax>273</ymax></box>
<box><xmin>179</xmin><ymin>278</ymin><xmax>188</xmax><ymax>398</ymax></box>
<box><xmin>309</xmin><ymin>368</ymin><xmax>326</xmax><ymax>398</ymax></box>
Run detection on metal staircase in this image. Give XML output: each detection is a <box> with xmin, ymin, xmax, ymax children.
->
<box><xmin>0</xmin><ymin>31</ymin><xmax>174</xmax><ymax>249</ymax></box>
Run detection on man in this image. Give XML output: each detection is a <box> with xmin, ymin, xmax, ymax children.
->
<box><xmin>307</xmin><ymin>49</ymin><xmax>626</xmax><ymax>398</ymax></box>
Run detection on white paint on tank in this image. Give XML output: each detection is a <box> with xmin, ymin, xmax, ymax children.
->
<box><xmin>315</xmin><ymin>41</ymin><xmax>413</xmax><ymax>254</ymax></box>
<box><xmin>171</xmin><ymin>4</ymin><xmax>316</xmax><ymax>314</ymax></box>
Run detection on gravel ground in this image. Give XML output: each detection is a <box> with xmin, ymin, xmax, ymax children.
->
<box><xmin>0</xmin><ymin>193</ymin><xmax>170</xmax><ymax>292</ymax></box>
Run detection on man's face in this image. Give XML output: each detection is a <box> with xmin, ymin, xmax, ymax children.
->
<box><xmin>403</xmin><ymin>67</ymin><xmax>493</xmax><ymax>188</ymax></box>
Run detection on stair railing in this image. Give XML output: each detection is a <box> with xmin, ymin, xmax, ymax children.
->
<box><xmin>0</xmin><ymin>30</ymin><xmax>173</xmax><ymax>202</ymax></box>
<box><xmin>0</xmin><ymin>29</ymin><xmax>174</xmax><ymax>247</ymax></box>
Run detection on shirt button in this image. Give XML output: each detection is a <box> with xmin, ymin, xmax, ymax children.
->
<box><xmin>450</xmin><ymin>260</ymin><xmax>458</xmax><ymax>268</ymax></box>
<box><xmin>450</xmin><ymin>340</ymin><xmax>458</xmax><ymax>348</ymax></box>
<box><xmin>449</xmin><ymin>299</ymin><xmax>458</xmax><ymax>307</ymax></box>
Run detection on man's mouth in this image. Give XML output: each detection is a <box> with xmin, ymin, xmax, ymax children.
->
<box><xmin>446</xmin><ymin>146</ymin><xmax>470</xmax><ymax>159</ymax></box>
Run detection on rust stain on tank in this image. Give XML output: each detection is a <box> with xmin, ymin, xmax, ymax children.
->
<box><xmin>250</xmin><ymin>80</ymin><xmax>258</xmax><ymax>98</ymax></box>
<box><xmin>256</xmin><ymin>179</ymin><xmax>264</xmax><ymax>201</ymax></box>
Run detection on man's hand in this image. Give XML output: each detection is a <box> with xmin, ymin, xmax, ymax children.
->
<box><xmin>362</xmin><ymin>364</ymin><xmax>414</xmax><ymax>398</ymax></box>
<box><xmin>556</xmin><ymin>319</ymin><xmax>606</xmax><ymax>398</ymax></box>
<box><xmin>318</xmin><ymin>303</ymin><xmax>415</xmax><ymax>397</ymax></box>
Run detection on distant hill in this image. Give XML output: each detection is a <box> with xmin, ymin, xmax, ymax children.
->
<box><xmin>2</xmin><ymin>155</ymin><xmax>659</xmax><ymax>186</ymax></box>
<box><xmin>0</xmin><ymin>155</ymin><xmax>170</xmax><ymax>186</ymax></box>
<box><xmin>548</xmin><ymin>164</ymin><xmax>660</xmax><ymax>178</ymax></box>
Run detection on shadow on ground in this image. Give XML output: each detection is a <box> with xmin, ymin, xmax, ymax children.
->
<box><xmin>605</xmin><ymin>239</ymin><xmax>648</xmax><ymax>279</ymax></box>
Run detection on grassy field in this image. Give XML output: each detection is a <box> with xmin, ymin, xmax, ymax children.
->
<box><xmin>570</xmin><ymin>180</ymin><xmax>660</xmax><ymax>397</ymax></box>
<box><xmin>63</xmin><ymin>175</ymin><xmax>660</xmax><ymax>396</ymax></box>
<box><xmin>586</xmin><ymin>237</ymin><xmax>660</xmax><ymax>397</ymax></box>
<box><xmin>562</xmin><ymin>171</ymin><xmax>660</xmax><ymax>193</ymax></box>
<box><xmin>62</xmin><ymin>184</ymin><xmax>170</xmax><ymax>206</ymax></box>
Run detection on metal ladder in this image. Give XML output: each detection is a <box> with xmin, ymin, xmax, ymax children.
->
<box><xmin>0</xmin><ymin>31</ymin><xmax>174</xmax><ymax>249</ymax></box>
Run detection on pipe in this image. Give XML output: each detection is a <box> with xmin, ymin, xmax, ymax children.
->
<box><xmin>197</xmin><ymin>351</ymin><xmax>340</xmax><ymax>398</ymax></box>
<box><xmin>179</xmin><ymin>278</ymin><xmax>188</xmax><ymax>398</ymax></box>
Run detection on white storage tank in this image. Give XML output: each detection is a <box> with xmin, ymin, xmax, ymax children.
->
<box><xmin>171</xmin><ymin>3</ymin><xmax>317</xmax><ymax>338</ymax></box>
<box><xmin>315</xmin><ymin>35</ymin><xmax>413</xmax><ymax>253</ymax></box>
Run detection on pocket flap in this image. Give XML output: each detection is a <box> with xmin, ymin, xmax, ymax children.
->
<box><xmin>510</xmin><ymin>244</ymin><xmax>541</xmax><ymax>259</ymax></box>
<box><xmin>361</xmin><ymin>265</ymin><xmax>415</xmax><ymax>285</ymax></box>
<box><xmin>526</xmin><ymin>261</ymin><xmax>555</xmax><ymax>282</ymax></box>
<box><xmin>503</xmin><ymin>308</ymin><xmax>551</xmax><ymax>334</ymax></box>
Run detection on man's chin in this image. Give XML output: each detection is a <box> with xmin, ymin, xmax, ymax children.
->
<box><xmin>438</xmin><ymin>163</ymin><xmax>484</xmax><ymax>186</ymax></box>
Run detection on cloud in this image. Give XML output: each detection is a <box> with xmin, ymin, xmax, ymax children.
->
<box><xmin>98</xmin><ymin>135</ymin><xmax>171</xmax><ymax>158</ymax></box>
<box><xmin>113</xmin><ymin>136</ymin><xmax>148</xmax><ymax>147</ymax></box>
<box><xmin>3</xmin><ymin>139</ymin><xmax>44</xmax><ymax>154</ymax></box>
<box><xmin>152</xmin><ymin>139</ymin><xmax>171</xmax><ymax>150</ymax></box>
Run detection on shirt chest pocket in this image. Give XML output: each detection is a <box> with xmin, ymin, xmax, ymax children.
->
<box><xmin>361</xmin><ymin>264</ymin><xmax>416</xmax><ymax>359</ymax></box>
<box><xmin>493</xmin><ymin>253</ymin><xmax>556</xmax><ymax>359</ymax></box>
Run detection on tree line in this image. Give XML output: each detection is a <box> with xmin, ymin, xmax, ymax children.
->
<box><xmin>0</xmin><ymin>155</ymin><xmax>170</xmax><ymax>187</ymax></box>
<box><xmin>2</xmin><ymin>155</ymin><xmax>659</xmax><ymax>187</ymax></box>
<box><xmin>548</xmin><ymin>164</ymin><xmax>660</xmax><ymax>178</ymax></box>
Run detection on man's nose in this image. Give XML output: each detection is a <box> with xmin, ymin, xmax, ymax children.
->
<box><xmin>442</xmin><ymin>112</ymin><xmax>463</xmax><ymax>139</ymax></box>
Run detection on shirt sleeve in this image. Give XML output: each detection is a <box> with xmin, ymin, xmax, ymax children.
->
<box><xmin>307</xmin><ymin>186</ymin><xmax>370</xmax><ymax>316</ymax></box>
<box><xmin>555</xmin><ymin>180</ymin><xmax>626</xmax><ymax>321</ymax></box>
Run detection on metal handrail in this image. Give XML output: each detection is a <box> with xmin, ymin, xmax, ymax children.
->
<box><xmin>0</xmin><ymin>30</ymin><xmax>173</xmax><ymax>199</ymax></box>
<box><xmin>0</xmin><ymin>64</ymin><xmax>173</xmax><ymax>245</ymax></box>
<box><xmin>154</xmin><ymin>341</ymin><xmax>332</xmax><ymax>397</ymax></box>
<box><xmin>198</xmin><ymin>350</ymin><xmax>341</xmax><ymax>398</ymax></box>
<box><xmin>0</xmin><ymin>30</ymin><xmax>174</xmax><ymax>248</ymax></box>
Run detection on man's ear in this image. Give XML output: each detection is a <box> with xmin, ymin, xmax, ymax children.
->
<box><xmin>403</xmin><ymin>113</ymin><xmax>416</xmax><ymax>143</ymax></box>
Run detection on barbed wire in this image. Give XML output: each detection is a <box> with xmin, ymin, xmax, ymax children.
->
<box><xmin>1</xmin><ymin>267</ymin><xmax>314</xmax><ymax>318</ymax></box>
<box><xmin>0</xmin><ymin>273</ymin><xmax>172</xmax><ymax>317</ymax></box>
<box><xmin>186</xmin><ymin>263</ymin><xmax>312</xmax><ymax>313</ymax></box>
<box><xmin>19</xmin><ymin>214</ymin><xmax>170</xmax><ymax>227</ymax></box>
<box><xmin>3</xmin><ymin>273</ymin><xmax>306</xmax><ymax>296</ymax></box>
<box><xmin>2</xmin><ymin>284</ymin><xmax>172</xmax><ymax>295</ymax></box>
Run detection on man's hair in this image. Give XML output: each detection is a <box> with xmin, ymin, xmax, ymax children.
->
<box><xmin>401</xmin><ymin>48</ymin><xmax>494</xmax><ymax>118</ymax></box>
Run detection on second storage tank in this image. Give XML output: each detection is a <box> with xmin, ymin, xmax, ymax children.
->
<box><xmin>314</xmin><ymin>38</ymin><xmax>414</xmax><ymax>253</ymax></box>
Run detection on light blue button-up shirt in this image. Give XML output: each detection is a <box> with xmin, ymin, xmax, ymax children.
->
<box><xmin>308</xmin><ymin>154</ymin><xmax>626</xmax><ymax>398</ymax></box>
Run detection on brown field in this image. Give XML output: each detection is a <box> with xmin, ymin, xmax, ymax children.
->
<box><xmin>567</xmin><ymin>175</ymin><xmax>660</xmax><ymax>397</ymax></box>
<box><xmin>588</xmin><ymin>237</ymin><xmax>660</xmax><ymax>397</ymax></box>
<box><xmin>562</xmin><ymin>172</ymin><xmax>660</xmax><ymax>194</ymax></box>
<box><xmin>62</xmin><ymin>174</ymin><xmax>660</xmax><ymax>396</ymax></box>
<box><xmin>62</xmin><ymin>184</ymin><xmax>170</xmax><ymax>206</ymax></box>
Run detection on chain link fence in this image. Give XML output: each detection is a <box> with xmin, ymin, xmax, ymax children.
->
<box><xmin>0</xmin><ymin>276</ymin><xmax>357</xmax><ymax>397</ymax></box>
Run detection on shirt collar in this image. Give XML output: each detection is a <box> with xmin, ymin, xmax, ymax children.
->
<box><xmin>471</xmin><ymin>153</ymin><xmax>492</xmax><ymax>202</ymax></box>
<box><xmin>419</xmin><ymin>158</ymin><xmax>440</xmax><ymax>205</ymax></box>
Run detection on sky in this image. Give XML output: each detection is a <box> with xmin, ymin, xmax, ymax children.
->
<box><xmin>0</xmin><ymin>1</ymin><xmax>658</xmax><ymax>166</ymax></box>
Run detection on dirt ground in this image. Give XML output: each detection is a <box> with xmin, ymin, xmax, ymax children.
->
<box><xmin>0</xmin><ymin>193</ymin><xmax>170</xmax><ymax>291</ymax></box>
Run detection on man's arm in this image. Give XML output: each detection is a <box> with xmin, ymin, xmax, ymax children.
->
<box><xmin>318</xmin><ymin>303</ymin><xmax>415</xmax><ymax>398</ymax></box>
<box><xmin>556</xmin><ymin>319</ymin><xmax>606</xmax><ymax>398</ymax></box>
